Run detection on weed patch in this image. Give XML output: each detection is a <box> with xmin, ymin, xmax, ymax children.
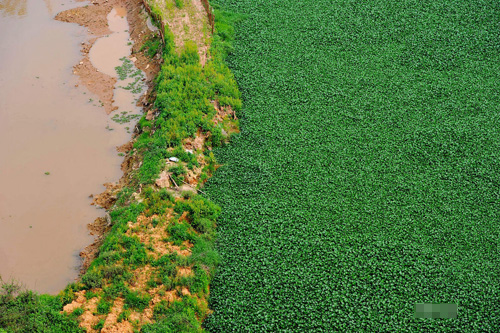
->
<box><xmin>0</xmin><ymin>278</ymin><xmax>84</xmax><ymax>332</ymax></box>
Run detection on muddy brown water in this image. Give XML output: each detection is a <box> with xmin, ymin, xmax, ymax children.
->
<box><xmin>0</xmin><ymin>0</ymin><xmax>145</xmax><ymax>294</ymax></box>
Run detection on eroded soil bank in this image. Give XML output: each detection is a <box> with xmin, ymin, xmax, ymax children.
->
<box><xmin>0</xmin><ymin>0</ymin><xmax>159</xmax><ymax>293</ymax></box>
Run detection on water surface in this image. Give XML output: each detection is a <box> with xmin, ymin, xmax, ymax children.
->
<box><xmin>0</xmin><ymin>0</ymin><xmax>143</xmax><ymax>293</ymax></box>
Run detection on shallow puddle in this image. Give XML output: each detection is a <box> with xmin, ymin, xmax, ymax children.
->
<box><xmin>89</xmin><ymin>7</ymin><xmax>131</xmax><ymax>77</ymax></box>
<box><xmin>92</xmin><ymin>6</ymin><xmax>146</xmax><ymax>136</ymax></box>
<box><xmin>0</xmin><ymin>0</ymin><xmax>145</xmax><ymax>293</ymax></box>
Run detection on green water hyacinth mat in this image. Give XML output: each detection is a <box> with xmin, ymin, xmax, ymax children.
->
<box><xmin>202</xmin><ymin>0</ymin><xmax>500</xmax><ymax>331</ymax></box>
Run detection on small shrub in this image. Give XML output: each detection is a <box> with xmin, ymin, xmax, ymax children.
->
<box><xmin>124</xmin><ymin>291</ymin><xmax>151</xmax><ymax>311</ymax></box>
<box><xmin>85</xmin><ymin>290</ymin><xmax>97</xmax><ymax>300</ymax></box>
<box><xmin>210</xmin><ymin>126</ymin><xmax>224</xmax><ymax>147</ymax></box>
<box><xmin>103</xmin><ymin>281</ymin><xmax>129</xmax><ymax>300</ymax></box>
<box><xmin>141</xmin><ymin>35</ymin><xmax>162</xmax><ymax>58</ymax></box>
<box><xmin>58</xmin><ymin>284</ymin><xmax>78</xmax><ymax>305</ymax></box>
<box><xmin>117</xmin><ymin>309</ymin><xmax>131</xmax><ymax>323</ymax></box>
<box><xmin>189</xmin><ymin>266</ymin><xmax>209</xmax><ymax>295</ymax></box>
<box><xmin>152</xmin><ymin>300</ymin><xmax>170</xmax><ymax>321</ymax></box>
<box><xmin>96</xmin><ymin>299</ymin><xmax>112</xmax><ymax>315</ymax></box>
<box><xmin>169</xmin><ymin>165</ymin><xmax>187</xmax><ymax>186</ymax></box>
<box><xmin>72</xmin><ymin>307</ymin><xmax>84</xmax><ymax>317</ymax></box>
<box><xmin>142</xmin><ymin>298</ymin><xmax>201</xmax><ymax>333</ymax></box>
<box><xmin>98</xmin><ymin>250</ymin><xmax>122</xmax><ymax>265</ymax></box>
<box><xmin>147</xmin><ymin>277</ymin><xmax>158</xmax><ymax>289</ymax></box>
<box><xmin>120</xmin><ymin>236</ymin><xmax>149</xmax><ymax>267</ymax></box>
<box><xmin>174</xmin><ymin>0</ymin><xmax>184</xmax><ymax>9</ymax></box>
<box><xmin>116</xmin><ymin>187</ymin><xmax>134</xmax><ymax>206</ymax></box>
<box><xmin>102</xmin><ymin>265</ymin><xmax>125</xmax><ymax>280</ymax></box>
<box><xmin>93</xmin><ymin>319</ymin><xmax>105</xmax><ymax>331</ymax></box>
<box><xmin>191</xmin><ymin>217</ymin><xmax>214</xmax><ymax>234</ymax></box>
<box><xmin>167</xmin><ymin>221</ymin><xmax>196</xmax><ymax>243</ymax></box>
<box><xmin>180</xmin><ymin>41</ymin><xmax>199</xmax><ymax>65</ymax></box>
<box><xmin>81</xmin><ymin>270</ymin><xmax>103</xmax><ymax>289</ymax></box>
<box><xmin>181</xmin><ymin>190</ymin><xmax>194</xmax><ymax>200</ymax></box>
<box><xmin>158</xmin><ymin>188</ymin><xmax>174</xmax><ymax>202</ymax></box>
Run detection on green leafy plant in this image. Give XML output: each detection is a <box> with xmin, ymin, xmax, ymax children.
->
<box><xmin>141</xmin><ymin>35</ymin><xmax>162</xmax><ymax>58</ymax></box>
<box><xmin>0</xmin><ymin>278</ymin><xmax>84</xmax><ymax>332</ymax></box>
<box><xmin>174</xmin><ymin>0</ymin><xmax>184</xmax><ymax>9</ymax></box>
<box><xmin>96</xmin><ymin>299</ymin><xmax>112</xmax><ymax>315</ymax></box>
<box><xmin>203</xmin><ymin>0</ymin><xmax>500</xmax><ymax>331</ymax></box>
<box><xmin>117</xmin><ymin>309</ymin><xmax>131</xmax><ymax>323</ymax></box>
<box><xmin>124</xmin><ymin>291</ymin><xmax>151</xmax><ymax>311</ymax></box>
<box><xmin>93</xmin><ymin>319</ymin><xmax>105</xmax><ymax>331</ymax></box>
<box><xmin>81</xmin><ymin>269</ymin><xmax>103</xmax><ymax>289</ymax></box>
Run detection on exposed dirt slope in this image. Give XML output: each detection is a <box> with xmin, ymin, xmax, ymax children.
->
<box><xmin>149</xmin><ymin>0</ymin><xmax>210</xmax><ymax>65</ymax></box>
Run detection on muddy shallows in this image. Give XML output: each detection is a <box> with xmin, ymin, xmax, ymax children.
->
<box><xmin>0</xmin><ymin>0</ymin><xmax>146</xmax><ymax>293</ymax></box>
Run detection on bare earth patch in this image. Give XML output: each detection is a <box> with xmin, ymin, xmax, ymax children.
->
<box><xmin>149</xmin><ymin>0</ymin><xmax>210</xmax><ymax>65</ymax></box>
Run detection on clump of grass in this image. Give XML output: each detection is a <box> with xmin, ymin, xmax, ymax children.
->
<box><xmin>124</xmin><ymin>290</ymin><xmax>151</xmax><ymax>311</ymax></box>
<box><xmin>174</xmin><ymin>0</ymin><xmax>184</xmax><ymax>9</ymax></box>
<box><xmin>81</xmin><ymin>269</ymin><xmax>103</xmax><ymax>290</ymax></box>
<box><xmin>141</xmin><ymin>35</ymin><xmax>162</xmax><ymax>58</ymax></box>
<box><xmin>117</xmin><ymin>309</ymin><xmax>131</xmax><ymax>322</ymax></box>
<box><xmin>142</xmin><ymin>297</ymin><xmax>203</xmax><ymax>332</ymax></box>
<box><xmin>85</xmin><ymin>290</ymin><xmax>97</xmax><ymax>300</ymax></box>
<box><xmin>93</xmin><ymin>319</ymin><xmax>105</xmax><ymax>331</ymax></box>
<box><xmin>169</xmin><ymin>165</ymin><xmax>187</xmax><ymax>186</ymax></box>
<box><xmin>0</xmin><ymin>278</ymin><xmax>84</xmax><ymax>332</ymax></box>
<box><xmin>71</xmin><ymin>307</ymin><xmax>84</xmax><ymax>317</ymax></box>
<box><xmin>96</xmin><ymin>298</ymin><xmax>112</xmax><ymax>315</ymax></box>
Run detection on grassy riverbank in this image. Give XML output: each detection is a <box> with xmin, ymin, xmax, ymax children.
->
<box><xmin>1</xmin><ymin>0</ymin><xmax>241</xmax><ymax>332</ymax></box>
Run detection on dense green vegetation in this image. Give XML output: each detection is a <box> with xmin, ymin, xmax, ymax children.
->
<box><xmin>3</xmin><ymin>0</ymin><xmax>499</xmax><ymax>331</ymax></box>
<box><xmin>0</xmin><ymin>279</ymin><xmax>83</xmax><ymax>333</ymax></box>
<box><xmin>203</xmin><ymin>0</ymin><xmax>500</xmax><ymax>331</ymax></box>
<box><xmin>132</xmin><ymin>23</ymin><xmax>240</xmax><ymax>187</ymax></box>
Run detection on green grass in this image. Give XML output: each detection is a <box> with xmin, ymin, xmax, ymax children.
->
<box><xmin>124</xmin><ymin>290</ymin><xmax>151</xmax><ymax>311</ymax></box>
<box><xmin>132</xmin><ymin>22</ymin><xmax>240</xmax><ymax>186</ymax></box>
<box><xmin>141</xmin><ymin>34</ymin><xmax>163</xmax><ymax>58</ymax></box>
<box><xmin>143</xmin><ymin>297</ymin><xmax>204</xmax><ymax>333</ymax></box>
<box><xmin>174</xmin><ymin>0</ymin><xmax>184</xmax><ymax>10</ymax></box>
<box><xmin>96</xmin><ymin>298</ymin><xmax>113</xmax><ymax>315</ymax></box>
<box><xmin>203</xmin><ymin>0</ymin><xmax>500</xmax><ymax>331</ymax></box>
<box><xmin>0</xmin><ymin>279</ymin><xmax>84</xmax><ymax>333</ymax></box>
